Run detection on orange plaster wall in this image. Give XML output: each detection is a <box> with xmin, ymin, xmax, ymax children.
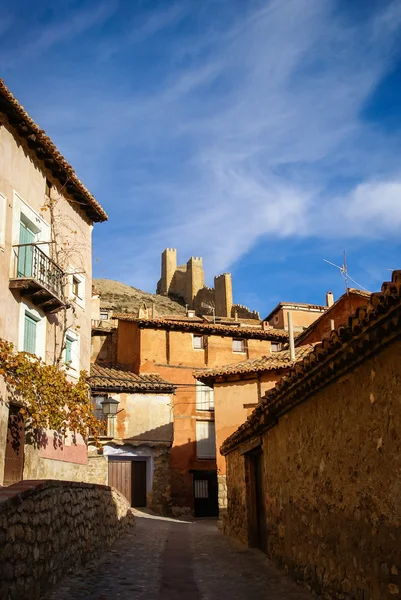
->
<box><xmin>214</xmin><ymin>370</ymin><xmax>290</xmax><ymax>475</ymax></box>
<box><xmin>115</xmin><ymin>321</ymin><xmax>284</xmax><ymax>510</ymax></box>
<box><xmin>270</xmin><ymin>308</ymin><xmax>325</xmax><ymax>330</ymax></box>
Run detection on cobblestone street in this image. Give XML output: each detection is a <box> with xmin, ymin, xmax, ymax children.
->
<box><xmin>47</xmin><ymin>510</ymin><xmax>313</xmax><ymax>600</ymax></box>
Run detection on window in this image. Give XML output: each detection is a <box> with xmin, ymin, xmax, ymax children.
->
<box><xmin>45</xmin><ymin>179</ymin><xmax>52</xmax><ymax>197</ymax></box>
<box><xmin>196</xmin><ymin>382</ymin><xmax>214</xmax><ymax>411</ymax></box>
<box><xmin>232</xmin><ymin>338</ymin><xmax>246</xmax><ymax>353</ymax></box>
<box><xmin>193</xmin><ymin>334</ymin><xmax>205</xmax><ymax>349</ymax></box>
<box><xmin>72</xmin><ymin>276</ymin><xmax>80</xmax><ymax>298</ymax></box>
<box><xmin>23</xmin><ymin>312</ymin><xmax>38</xmax><ymax>354</ymax></box>
<box><xmin>196</xmin><ymin>421</ymin><xmax>216</xmax><ymax>459</ymax></box>
<box><xmin>0</xmin><ymin>193</ymin><xmax>6</xmax><ymax>249</ymax></box>
<box><xmin>100</xmin><ymin>312</ymin><xmax>109</xmax><ymax>320</ymax></box>
<box><xmin>70</xmin><ymin>272</ymin><xmax>85</xmax><ymax>307</ymax></box>
<box><xmin>271</xmin><ymin>343</ymin><xmax>281</xmax><ymax>352</ymax></box>
<box><xmin>64</xmin><ymin>330</ymin><xmax>80</xmax><ymax>373</ymax></box>
<box><xmin>65</xmin><ymin>337</ymin><xmax>73</xmax><ymax>365</ymax></box>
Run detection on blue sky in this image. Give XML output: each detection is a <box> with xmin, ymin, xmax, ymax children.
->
<box><xmin>2</xmin><ymin>0</ymin><xmax>401</xmax><ymax>316</ymax></box>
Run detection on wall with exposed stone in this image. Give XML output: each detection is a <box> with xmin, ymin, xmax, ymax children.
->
<box><xmin>224</xmin><ymin>337</ymin><xmax>401</xmax><ymax>600</ymax></box>
<box><xmin>0</xmin><ymin>479</ymin><xmax>135</xmax><ymax>600</ymax></box>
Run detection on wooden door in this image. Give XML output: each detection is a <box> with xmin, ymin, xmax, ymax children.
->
<box><xmin>132</xmin><ymin>461</ymin><xmax>147</xmax><ymax>507</ymax></box>
<box><xmin>4</xmin><ymin>405</ymin><xmax>25</xmax><ymax>486</ymax></box>
<box><xmin>193</xmin><ymin>470</ymin><xmax>218</xmax><ymax>517</ymax></box>
<box><xmin>108</xmin><ymin>460</ymin><xmax>132</xmax><ymax>505</ymax></box>
<box><xmin>246</xmin><ymin>450</ymin><xmax>267</xmax><ymax>552</ymax></box>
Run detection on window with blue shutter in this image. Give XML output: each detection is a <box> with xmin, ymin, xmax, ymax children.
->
<box><xmin>65</xmin><ymin>337</ymin><xmax>73</xmax><ymax>365</ymax></box>
<box><xmin>23</xmin><ymin>313</ymin><xmax>37</xmax><ymax>354</ymax></box>
<box><xmin>18</xmin><ymin>220</ymin><xmax>35</xmax><ymax>277</ymax></box>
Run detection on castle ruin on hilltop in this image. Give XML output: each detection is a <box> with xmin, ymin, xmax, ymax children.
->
<box><xmin>156</xmin><ymin>248</ymin><xmax>260</xmax><ymax>320</ymax></box>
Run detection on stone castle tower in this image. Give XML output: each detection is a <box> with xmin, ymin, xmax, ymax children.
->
<box><xmin>156</xmin><ymin>249</ymin><xmax>259</xmax><ymax>319</ymax></box>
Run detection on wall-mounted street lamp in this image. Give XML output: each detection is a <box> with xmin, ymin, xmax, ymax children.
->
<box><xmin>101</xmin><ymin>396</ymin><xmax>120</xmax><ymax>437</ymax></box>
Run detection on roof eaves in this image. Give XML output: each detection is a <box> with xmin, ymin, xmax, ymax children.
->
<box><xmin>221</xmin><ymin>272</ymin><xmax>401</xmax><ymax>456</ymax></box>
<box><xmin>0</xmin><ymin>79</ymin><xmax>107</xmax><ymax>223</ymax></box>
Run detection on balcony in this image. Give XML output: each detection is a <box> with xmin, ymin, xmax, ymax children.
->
<box><xmin>9</xmin><ymin>243</ymin><xmax>66</xmax><ymax>313</ymax></box>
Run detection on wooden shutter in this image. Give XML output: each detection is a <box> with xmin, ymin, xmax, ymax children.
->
<box><xmin>18</xmin><ymin>221</ymin><xmax>35</xmax><ymax>277</ymax></box>
<box><xmin>65</xmin><ymin>337</ymin><xmax>73</xmax><ymax>364</ymax></box>
<box><xmin>196</xmin><ymin>421</ymin><xmax>216</xmax><ymax>459</ymax></box>
<box><xmin>196</xmin><ymin>383</ymin><xmax>214</xmax><ymax>411</ymax></box>
<box><xmin>23</xmin><ymin>313</ymin><xmax>37</xmax><ymax>354</ymax></box>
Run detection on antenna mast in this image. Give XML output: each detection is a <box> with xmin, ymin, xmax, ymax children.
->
<box><xmin>323</xmin><ymin>250</ymin><xmax>349</xmax><ymax>295</ymax></box>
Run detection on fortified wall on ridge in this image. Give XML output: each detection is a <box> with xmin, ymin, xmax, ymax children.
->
<box><xmin>156</xmin><ymin>248</ymin><xmax>259</xmax><ymax>319</ymax></box>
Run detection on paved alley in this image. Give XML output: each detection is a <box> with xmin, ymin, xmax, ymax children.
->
<box><xmin>47</xmin><ymin>510</ymin><xmax>313</xmax><ymax>600</ymax></box>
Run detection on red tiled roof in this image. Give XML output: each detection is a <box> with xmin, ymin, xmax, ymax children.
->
<box><xmin>90</xmin><ymin>363</ymin><xmax>174</xmax><ymax>393</ymax></box>
<box><xmin>221</xmin><ymin>270</ymin><xmax>401</xmax><ymax>455</ymax></box>
<box><xmin>0</xmin><ymin>80</ymin><xmax>107</xmax><ymax>222</ymax></box>
<box><xmin>195</xmin><ymin>345</ymin><xmax>316</xmax><ymax>380</ymax></box>
<box><xmin>114</xmin><ymin>314</ymin><xmax>289</xmax><ymax>341</ymax></box>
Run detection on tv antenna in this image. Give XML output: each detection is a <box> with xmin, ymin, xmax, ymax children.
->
<box><xmin>323</xmin><ymin>250</ymin><xmax>370</xmax><ymax>294</ymax></box>
<box><xmin>201</xmin><ymin>302</ymin><xmax>215</xmax><ymax>324</ymax></box>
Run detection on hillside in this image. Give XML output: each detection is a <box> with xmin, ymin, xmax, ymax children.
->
<box><xmin>94</xmin><ymin>278</ymin><xmax>186</xmax><ymax>316</ymax></box>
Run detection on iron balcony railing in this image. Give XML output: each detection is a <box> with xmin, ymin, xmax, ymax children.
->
<box><xmin>12</xmin><ymin>243</ymin><xmax>64</xmax><ymax>300</ymax></box>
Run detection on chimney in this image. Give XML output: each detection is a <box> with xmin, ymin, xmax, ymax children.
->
<box><xmin>326</xmin><ymin>291</ymin><xmax>334</xmax><ymax>308</ymax></box>
<box><xmin>234</xmin><ymin>309</ymin><xmax>238</xmax><ymax>322</ymax></box>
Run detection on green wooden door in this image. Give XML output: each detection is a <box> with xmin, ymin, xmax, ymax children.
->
<box><xmin>18</xmin><ymin>221</ymin><xmax>35</xmax><ymax>277</ymax></box>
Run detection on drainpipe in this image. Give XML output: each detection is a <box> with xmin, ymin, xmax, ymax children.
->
<box><xmin>287</xmin><ymin>312</ymin><xmax>295</xmax><ymax>361</ymax></box>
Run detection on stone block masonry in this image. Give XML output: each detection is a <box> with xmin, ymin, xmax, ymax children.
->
<box><xmin>0</xmin><ymin>479</ymin><xmax>135</xmax><ymax>600</ymax></box>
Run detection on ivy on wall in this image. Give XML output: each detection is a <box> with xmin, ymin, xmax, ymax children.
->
<box><xmin>0</xmin><ymin>339</ymin><xmax>101</xmax><ymax>446</ymax></box>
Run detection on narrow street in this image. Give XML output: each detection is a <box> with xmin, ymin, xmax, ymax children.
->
<box><xmin>47</xmin><ymin>511</ymin><xmax>313</xmax><ymax>600</ymax></box>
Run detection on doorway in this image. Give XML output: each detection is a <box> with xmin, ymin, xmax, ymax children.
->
<box><xmin>192</xmin><ymin>470</ymin><xmax>218</xmax><ymax>517</ymax></box>
<box><xmin>246</xmin><ymin>449</ymin><xmax>267</xmax><ymax>552</ymax></box>
<box><xmin>108</xmin><ymin>459</ymin><xmax>147</xmax><ymax>507</ymax></box>
<box><xmin>4</xmin><ymin>404</ymin><xmax>25</xmax><ymax>486</ymax></box>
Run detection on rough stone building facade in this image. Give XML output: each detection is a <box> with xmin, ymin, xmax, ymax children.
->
<box><xmin>221</xmin><ymin>271</ymin><xmax>401</xmax><ymax>600</ymax></box>
<box><xmin>113</xmin><ymin>313</ymin><xmax>288</xmax><ymax>516</ymax></box>
<box><xmin>0</xmin><ymin>80</ymin><xmax>107</xmax><ymax>486</ymax></box>
<box><xmin>156</xmin><ymin>248</ymin><xmax>259</xmax><ymax>319</ymax></box>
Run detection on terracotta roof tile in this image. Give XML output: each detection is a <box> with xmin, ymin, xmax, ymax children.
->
<box><xmin>196</xmin><ymin>345</ymin><xmax>316</xmax><ymax>380</ymax></box>
<box><xmin>221</xmin><ymin>270</ymin><xmax>401</xmax><ymax>455</ymax></box>
<box><xmin>90</xmin><ymin>363</ymin><xmax>174</xmax><ymax>393</ymax></box>
<box><xmin>0</xmin><ymin>79</ymin><xmax>107</xmax><ymax>222</ymax></box>
<box><xmin>114</xmin><ymin>314</ymin><xmax>289</xmax><ymax>341</ymax></box>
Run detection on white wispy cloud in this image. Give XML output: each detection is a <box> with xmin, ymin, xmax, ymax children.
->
<box><xmin>4</xmin><ymin>0</ymin><xmax>401</xmax><ymax>292</ymax></box>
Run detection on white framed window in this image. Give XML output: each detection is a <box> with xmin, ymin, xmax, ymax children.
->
<box><xmin>232</xmin><ymin>338</ymin><xmax>246</xmax><ymax>353</ymax></box>
<box><xmin>196</xmin><ymin>420</ymin><xmax>216</xmax><ymax>459</ymax></box>
<box><xmin>271</xmin><ymin>343</ymin><xmax>281</xmax><ymax>352</ymax></box>
<box><xmin>196</xmin><ymin>382</ymin><xmax>214</xmax><ymax>411</ymax></box>
<box><xmin>69</xmin><ymin>271</ymin><xmax>85</xmax><ymax>308</ymax></box>
<box><xmin>100</xmin><ymin>312</ymin><xmax>109</xmax><ymax>320</ymax></box>
<box><xmin>193</xmin><ymin>334</ymin><xmax>205</xmax><ymax>350</ymax></box>
<box><xmin>63</xmin><ymin>329</ymin><xmax>80</xmax><ymax>374</ymax></box>
<box><xmin>18</xmin><ymin>301</ymin><xmax>46</xmax><ymax>360</ymax></box>
<box><xmin>0</xmin><ymin>193</ymin><xmax>6</xmax><ymax>250</ymax></box>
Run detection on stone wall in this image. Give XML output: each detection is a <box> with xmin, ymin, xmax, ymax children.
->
<box><xmin>0</xmin><ymin>479</ymin><xmax>135</xmax><ymax>600</ymax></box>
<box><xmin>224</xmin><ymin>337</ymin><xmax>401</xmax><ymax>600</ymax></box>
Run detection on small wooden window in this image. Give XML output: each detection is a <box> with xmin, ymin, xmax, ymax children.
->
<box><xmin>65</xmin><ymin>337</ymin><xmax>73</xmax><ymax>365</ymax></box>
<box><xmin>72</xmin><ymin>276</ymin><xmax>80</xmax><ymax>298</ymax></box>
<box><xmin>232</xmin><ymin>338</ymin><xmax>246</xmax><ymax>353</ymax></box>
<box><xmin>45</xmin><ymin>179</ymin><xmax>52</xmax><ymax>197</ymax></box>
<box><xmin>193</xmin><ymin>334</ymin><xmax>204</xmax><ymax>349</ymax></box>
<box><xmin>23</xmin><ymin>313</ymin><xmax>37</xmax><ymax>354</ymax></box>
